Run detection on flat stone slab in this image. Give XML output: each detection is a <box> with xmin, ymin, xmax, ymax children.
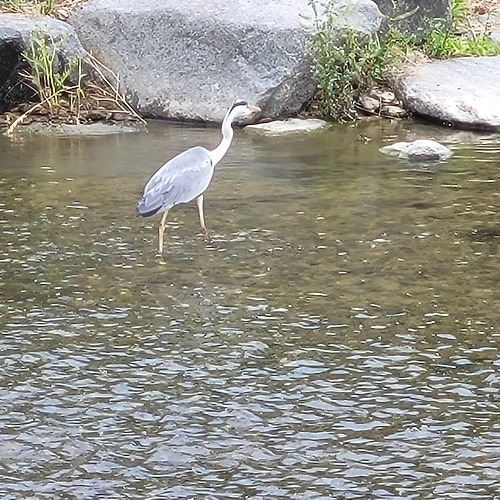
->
<box><xmin>396</xmin><ymin>56</ymin><xmax>500</xmax><ymax>131</ymax></box>
<box><xmin>7</xmin><ymin>121</ymin><xmax>143</xmax><ymax>136</ymax></box>
<box><xmin>245</xmin><ymin>118</ymin><xmax>329</xmax><ymax>135</ymax></box>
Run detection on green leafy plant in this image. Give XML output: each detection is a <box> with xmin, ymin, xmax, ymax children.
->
<box><xmin>422</xmin><ymin>0</ymin><xmax>500</xmax><ymax>58</ymax></box>
<box><xmin>308</xmin><ymin>0</ymin><xmax>423</xmax><ymax>121</ymax></box>
<box><xmin>310</xmin><ymin>2</ymin><xmax>398</xmax><ymax>122</ymax></box>
<box><xmin>451</xmin><ymin>0</ymin><xmax>468</xmax><ymax>23</ymax></box>
<box><xmin>39</xmin><ymin>0</ymin><xmax>56</xmax><ymax>15</ymax></box>
<box><xmin>22</xmin><ymin>29</ymin><xmax>85</xmax><ymax>112</ymax></box>
<box><xmin>0</xmin><ymin>0</ymin><xmax>26</xmax><ymax>11</ymax></box>
<box><xmin>423</xmin><ymin>18</ymin><xmax>500</xmax><ymax>57</ymax></box>
<box><xmin>309</xmin><ymin>0</ymin><xmax>500</xmax><ymax>121</ymax></box>
<box><xmin>0</xmin><ymin>0</ymin><xmax>59</xmax><ymax>14</ymax></box>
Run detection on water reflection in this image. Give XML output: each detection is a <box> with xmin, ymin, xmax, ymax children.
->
<box><xmin>0</xmin><ymin>120</ymin><xmax>499</xmax><ymax>499</ymax></box>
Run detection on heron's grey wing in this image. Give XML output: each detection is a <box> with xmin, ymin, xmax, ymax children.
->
<box><xmin>137</xmin><ymin>146</ymin><xmax>214</xmax><ymax>217</ymax></box>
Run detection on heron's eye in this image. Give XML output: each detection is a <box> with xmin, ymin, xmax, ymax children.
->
<box><xmin>234</xmin><ymin>100</ymin><xmax>248</xmax><ymax>107</ymax></box>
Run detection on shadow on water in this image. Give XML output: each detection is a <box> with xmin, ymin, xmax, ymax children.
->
<box><xmin>0</xmin><ymin>119</ymin><xmax>499</xmax><ymax>499</ymax></box>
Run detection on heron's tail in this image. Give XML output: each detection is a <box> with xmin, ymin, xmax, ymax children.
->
<box><xmin>137</xmin><ymin>195</ymin><xmax>162</xmax><ymax>218</ymax></box>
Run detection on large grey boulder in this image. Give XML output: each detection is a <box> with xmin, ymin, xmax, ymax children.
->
<box><xmin>0</xmin><ymin>14</ymin><xmax>85</xmax><ymax>113</ymax></box>
<box><xmin>374</xmin><ymin>0</ymin><xmax>451</xmax><ymax>37</ymax></box>
<box><xmin>307</xmin><ymin>0</ymin><xmax>384</xmax><ymax>35</ymax></box>
<box><xmin>0</xmin><ymin>23</ymin><xmax>32</xmax><ymax>113</ymax></box>
<box><xmin>395</xmin><ymin>56</ymin><xmax>500</xmax><ymax>131</ymax></box>
<box><xmin>69</xmin><ymin>0</ymin><xmax>383</xmax><ymax>122</ymax></box>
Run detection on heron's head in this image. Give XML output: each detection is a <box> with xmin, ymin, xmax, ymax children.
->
<box><xmin>229</xmin><ymin>99</ymin><xmax>262</xmax><ymax>122</ymax></box>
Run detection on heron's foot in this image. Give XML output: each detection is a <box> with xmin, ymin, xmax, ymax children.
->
<box><xmin>201</xmin><ymin>228</ymin><xmax>212</xmax><ymax>242</ymax></box>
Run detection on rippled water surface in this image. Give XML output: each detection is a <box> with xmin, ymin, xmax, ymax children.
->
<box><xmin>1</xmin><ymin>119</ymin><xmax>499</xmax><ymax>499</ymax></box>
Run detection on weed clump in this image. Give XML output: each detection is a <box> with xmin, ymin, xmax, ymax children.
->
<box><xmin>424</xmin><ymin>18</ymin><xmax>500</xmax><ymax>58</ymax></box>
<box><xmin>311</xmin><ymin>28</ymin><xmax>393</xmax><ymax>121</ymax></box>
<box><xmin>5</xmin><ymin>28</ymin><xmax>143</xmax><ymax>135</ymax></box>
<box><xmin>309</xmin><ymin>0</ymin><xmax>500</xmax><ymax>122</ymax></box>
<box><xmin>1</xmin><ymin>0</ymin><xmax>58</xmax><ymax>15</ymax></box>
<box><xmin>22</xmin><ymin>29</ymin><xmax>85</xmax><ymax>113</ymax></box>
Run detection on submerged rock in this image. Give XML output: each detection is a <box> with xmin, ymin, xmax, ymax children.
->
<box><xmin>395</xmin><ymin>56</ymin><xmax>500</xmax><ymax>131</ymax></box>
<box><xmin>380</xmin><ymin>139</ymin><xmax>453</xmax><ymax>162</ymax></box>
<box><xmin>246</xmin><ymin>118</ymin><xmax>329</xmax><ymax>135</ymax></box>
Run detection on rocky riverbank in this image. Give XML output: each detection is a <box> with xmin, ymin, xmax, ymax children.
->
<box><xmin>1</xmin><ymin>0</ymin><xmax>500</xmax><ymax>132</ymax></box>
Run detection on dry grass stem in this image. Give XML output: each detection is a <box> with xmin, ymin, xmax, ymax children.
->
<box><xmin>5</xmin><ymin>96</ymin><xmax>51</xmax><ymax>135</ymax></box>
<box><xmin>83</xmin><ymin>50</ymin><xmax>146</xmax><ymax>124</ymax></box>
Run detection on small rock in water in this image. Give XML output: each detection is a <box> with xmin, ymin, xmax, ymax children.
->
<box><xmin>380</xmin><ymin>139</ymin><xmax>453</xmax><ymax>162</ymax></box>
<box><xmin>358</xmin><ymin>88</ymin><xmax>407</xmax><ymax>118</ymax></box>
<box><xmin>359</xmin><ymin>95</ymin><xmax>380</xmax><ymax>113</ymax></box>
<box><xmin>377</xmin><ymin>90</ymin><xmax>396</xmax><ymax>104</ymax></box>
<box><xmin>380</xmin><ymin>104</ymin><xmax>407</xmax><ymax>118</ymax></box>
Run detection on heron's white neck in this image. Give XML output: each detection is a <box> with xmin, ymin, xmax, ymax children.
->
<box><xmin>209</xmin><ymin>107</ymin><xmax>237</xmax><ymax>166</ymax></box>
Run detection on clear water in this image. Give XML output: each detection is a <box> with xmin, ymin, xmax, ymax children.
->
<box><xmin>0</xmin><ymin>119</ymin><xmax>499</xmax><ymax>499</ymax></box>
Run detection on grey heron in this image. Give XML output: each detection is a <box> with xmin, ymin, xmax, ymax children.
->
<box><xmin>137</xmin><ymin>99</ymin><xmax>261</xmax><ymax>253</ymax></box>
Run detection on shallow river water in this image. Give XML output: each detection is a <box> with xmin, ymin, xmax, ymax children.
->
<box><xmin>0</xmin><ymin>118</ymin><xmax>499</xmax><ymax>499</ymax></box>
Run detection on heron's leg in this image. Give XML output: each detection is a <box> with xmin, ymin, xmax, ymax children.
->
<box><xmin>158</xmin><ymin>210</ymin><xmax>169</xmax><ymax>254</ymax></box>
<box><xmin>196</xmin><ymin>195</ymin><xmax>211</xmax><ymax>241</ymax></box>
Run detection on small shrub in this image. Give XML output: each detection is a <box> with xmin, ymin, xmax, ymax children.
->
<box><xmin>1</xmin><ymin>0</ymin><xmax>25</xmax><ymax>11</ymax></box>
<box><xmin>0</xmin><ymin>0</ymin><xmax>59</xmax><ymax>14</ymax></box>
<box><xmin>451</xmin><ymin>0</ymin><xmax>468</xmax><ymax>23</ymax></box>
<box><xmin>309</xmin><ymin>0</ymin><xmax>500</xmax><ymax>121</ymax></box>
<box><xmin>311</xmin><ymin>23</ymin><xmax>394</xmax><ymax>121</ymax></box>
<box><xmin>39</xmin><ymin>0</ymin><xmax>57</xmax><ymax>15</ymax></box>
<box><xmin>22</xmin><ymin>29</ymin><xmax>85</xmax><ymax>113</ymax></box>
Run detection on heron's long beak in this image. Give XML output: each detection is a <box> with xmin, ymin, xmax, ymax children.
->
<box><xmin>249</xmin><ymin>104</ymin><xmax>262</xmax><ymax>114</ymax></box>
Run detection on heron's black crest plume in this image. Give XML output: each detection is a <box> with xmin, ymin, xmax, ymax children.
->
<box><xmin>230</xmin><ymin>99</ymin><xmax>248</xmax><ymax>111</ymax></box>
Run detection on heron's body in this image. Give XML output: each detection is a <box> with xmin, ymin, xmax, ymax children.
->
<box><xmin>137</xmin><ymin>146</ymin><xmax>213</xmax><ymax>217</ymax></box>
<box><xmin>137</xmin><ymin>99</ymin><xmax>261</xmax><ymax>253</ymax></box>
